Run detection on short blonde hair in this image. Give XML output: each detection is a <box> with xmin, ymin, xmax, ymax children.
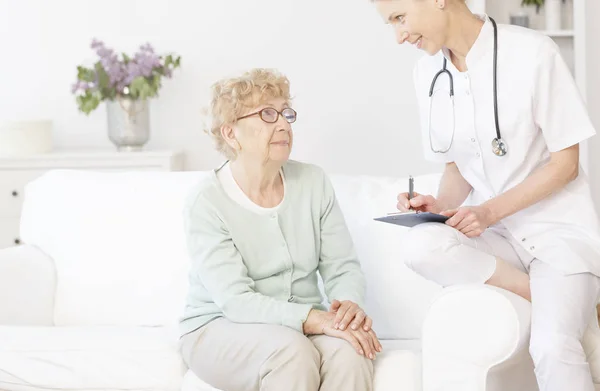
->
<box><xmin>204</xmin><ymin>68</ymin><xmax>292</xmax><ymax>160</ymax></box>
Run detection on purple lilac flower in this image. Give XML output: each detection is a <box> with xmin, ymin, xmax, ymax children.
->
<box><xmin>124</xmin><ymin>61</ymin><xmax>142</xmax><ymax>85</ymax></box>
<box><xmin>90</xmin><ymin>39</ymin><xmax>127</xmax><ymax>87</ymax></box>
<box><xmin>71</xmin><ymin>80</ymin><xmax>94</xmax><ymax>94</ymax></box>
<box><xmin>80</xmin><ymin>39</ymin><xmax>176</xmax><ymax>96</ymax></box>
<box><xmin>132</xmin><ymin>43</ymin><xmax>161</xmax><ymax>78</ymax></box>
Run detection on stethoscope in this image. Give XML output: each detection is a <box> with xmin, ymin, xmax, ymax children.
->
<box><xmin>428</xmin><ymin>16</ymin><xmax>508</xmax><ymax>157</ymax></box>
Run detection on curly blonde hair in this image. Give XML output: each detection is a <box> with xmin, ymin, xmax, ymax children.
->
<box><xmin>204</xmin><ymin>68</ymin><xmax>292</xmax><ymax>160</ymax></box>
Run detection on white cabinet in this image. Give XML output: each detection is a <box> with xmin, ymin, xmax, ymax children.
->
<box><xmin>0</xmin><ymin>150</ymin><xmax>184</xmax><ymax>248</ymax></box>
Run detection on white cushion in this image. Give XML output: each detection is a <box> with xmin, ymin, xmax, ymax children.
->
<box><xmin>20</xmin><ymin>170</ymin><xmax>209</xmax><ymax>327</ymax></box>
<box><xmin>180</xmin><ymin>339</ymin><xmax>423</xmax><ymax>391</ymax></box>
<box><xmin>0</xmin><ymin>245</ymin><xmax>55</xmax><ymax>326</ymax></box>
<box><xmin>421</xmin><ymin>285</ymin><xmax>537</xmax><ymax>391</ymax></box>
<box><xmin>330</xmin><ymin>173</ymin><xmax>443</xmax><ymax>339</ymax></box>
<box><xmin>0</xmin><ymin>325</ymin><xmax>186</xmax><ymax>391</ymax></box>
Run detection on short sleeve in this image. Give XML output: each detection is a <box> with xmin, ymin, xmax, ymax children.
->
<box><xmin>413</xmin><ymin>59</ymin><xmax>455</xmax><ymax>164</ymax></box>
<box><xmin>532</xmin><ymin>39</ymin><xmax>596</xmax><ymax>152</ymax></box>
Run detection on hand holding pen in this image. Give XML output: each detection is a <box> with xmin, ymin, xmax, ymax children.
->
<box><xmin>396</xmin><ymin>175</ymin><xmax>443</xmax><ymax>213</ymax></box>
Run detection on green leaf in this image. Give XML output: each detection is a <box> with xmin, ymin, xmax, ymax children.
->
<box><xmin>164</xmin><ymin>54</ymin><xmax>173</xmax><ymax>67</ymax></box>
<box><xmin>151</xmin><ymin>75</ymin><xmax>162</xmax><ymax>94</ymax></box>
<box><xmin>129</xmin><ymin>76</ymin><xmax>156</xmax><ymax>100</ymax></box>
<box><xmin>76</xmin><ymin>90</ymin><xmax>101</xmax><ymax>115</ymax></box>
<box><xmin>95</xmin><ymin>63</ymin><xmax>110</xmax><ymax>88</ymax></box>
<box><xmin>122</xmin><ymin>53</ymin><xmax>131</xmax><ymax>64</ymax></box>
<box><xmin>94</xmin><ymin>62</ymin><xmax>112</xmax><ymax>97</ymax></box>
<box><xmin>77</xmin><ymin>66</ymin><xmax>96</xmax><ymax>82</ymax></box>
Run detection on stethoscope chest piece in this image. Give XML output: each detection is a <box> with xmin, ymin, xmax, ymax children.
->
<box><xmin>492</xmin><ymin>138</ymin><xmax>508</xmax><ymax>156</ymax></box>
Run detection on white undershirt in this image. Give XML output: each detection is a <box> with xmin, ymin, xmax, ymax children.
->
<box><xmin>217</xmin><ymin>162</ymin><xmax>286</xmax><ymax>214</ymax></box>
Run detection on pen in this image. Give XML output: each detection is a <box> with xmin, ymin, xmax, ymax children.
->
<box><xmin>408</xmin><ymin>175</ymin><xmax>414</xmax><ymax>201</ymax></box>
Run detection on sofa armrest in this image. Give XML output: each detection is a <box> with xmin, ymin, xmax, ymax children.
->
<box><xmin>421</xmin><ymin>285</ymin><xmax>538</xmax><ymax>391</ymax></box>
<box><xmin>0</xmin><ymin>245</ymin><xmax>56</xmax><ymax>326</ymax></box>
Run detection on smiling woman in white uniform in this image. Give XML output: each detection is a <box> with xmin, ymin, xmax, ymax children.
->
<box><xmin>372</xmin><ymin>0</ymin><xmax>600</xmax><ymax>390</ymax></box>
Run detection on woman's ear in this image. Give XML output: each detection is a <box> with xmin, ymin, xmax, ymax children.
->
<box><xmin>221</xmin><ymin>124</ymin><xmax>241</xmax><ymax>151</ymax></box>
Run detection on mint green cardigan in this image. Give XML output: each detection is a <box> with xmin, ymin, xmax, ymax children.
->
<box><xmin>179</xmin><ymin>160</ymin><xmax>366</xmax><ymax>337</ymax></box>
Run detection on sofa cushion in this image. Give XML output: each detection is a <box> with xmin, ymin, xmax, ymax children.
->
<box><xmin>0</xmin><ymin>325</ymin><xmax>186</xmax><ymax>391</ymax></box>
<box><xmin>20</xmin><ymin>170</ymin><xmax>209</xmax><ymax>327</ymax></box>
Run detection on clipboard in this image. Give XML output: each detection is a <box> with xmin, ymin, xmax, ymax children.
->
<box><xmin>373</xmin><ymin>211</ymin><xmax>449</xmax><ymax>227</ymax></box>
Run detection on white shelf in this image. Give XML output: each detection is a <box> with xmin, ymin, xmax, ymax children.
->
<box><xmin>538</xmin><ymin>29</ymin><xmax>575</xmax><ymax>37</ymax></box>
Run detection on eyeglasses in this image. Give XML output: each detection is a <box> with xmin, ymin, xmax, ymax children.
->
<box><xmin>236</xmin><ymin>107</ymin><xmax>297</xmax><ymax>124</ymax></box>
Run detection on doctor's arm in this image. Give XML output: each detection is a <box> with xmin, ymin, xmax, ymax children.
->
<box><xmin>484</xmin><ymin>145</ymin><xmax>579</xmax><ymax>222</ymax></box>
<box><xmin>443</xmin><ymin>146</ymin><xmax>579</xmax><ymax>237</ymax></box>
<box><xmin>444</xmin><ymin>40</ymin><xmax>592</xmax><ymax>237</ymax></box>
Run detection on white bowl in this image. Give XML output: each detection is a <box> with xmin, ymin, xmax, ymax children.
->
<box><xmin>0</xmin><ymin>120</ymin><xmax>53</xmax><ymax>157</ymax></box>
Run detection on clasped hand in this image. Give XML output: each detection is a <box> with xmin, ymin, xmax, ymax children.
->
<box><xmin>304</xmin><ymin>300</ymin><xmax>382</xmax><ymax>360</ymax></box>
<box><xmin>327</xmin><ymin>300</ymin><xmax>382</xmax><ymax>359</ymax></box>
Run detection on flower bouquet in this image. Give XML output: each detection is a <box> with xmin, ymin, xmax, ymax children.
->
<box><xmin>72</xmin><ymin>39</ymin><xmax>181</xmax><ymax>150</ymax></box>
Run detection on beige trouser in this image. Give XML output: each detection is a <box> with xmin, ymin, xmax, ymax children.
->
<box><xmin>179</xmin><ymin>317</ymin><xmax>374</xmax><ymax>391</ymax></box>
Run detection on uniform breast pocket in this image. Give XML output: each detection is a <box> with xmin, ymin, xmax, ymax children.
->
<box><xmin>495</xmin><ymin>69</ymin><xmax>535</xmax><ymax>140</ymax></box>
<box><xmin>473</xmin><ymin>84</ymin><xmax>533</xmax><ymax>155</ymax></box>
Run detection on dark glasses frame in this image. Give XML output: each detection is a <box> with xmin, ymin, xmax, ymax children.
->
<box><xmin>236</xmin><ymin>107</ymin><xmax>297</xmax><ymax>124</ymax></box>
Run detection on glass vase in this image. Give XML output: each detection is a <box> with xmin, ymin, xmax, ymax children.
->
<box><xmin>106</xmin><ymin>97</ymin><xmax>150</xmax><ymax>151</ymax></box>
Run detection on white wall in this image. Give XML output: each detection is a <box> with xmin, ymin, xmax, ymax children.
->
<box><xmin>0</xmin><ymin>0</ymin><xmax>442</xmax><ymax>178</ymax></box>
<box><xmin>586</xmin><ymin>0</ymin><xmax>600</xmax><ymax>209</ymax></box>
<box><xmin>1</xmin><ymin>0</ymin><xmax>597</xmax><ymax>184</ymax></box>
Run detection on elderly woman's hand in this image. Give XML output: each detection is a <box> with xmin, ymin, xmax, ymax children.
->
<box><xmin>330</xmin><ymin>300</ymin><xmax>373</xmax><ymax>332</ymax></box>
<box><xmin>324</xmin><ymin>321</ymin><xmax>382</xmax><ymax>360</ymax></box>
<box><xmin>304</xmin><ymin>309</ymin><xmax>382</xmax><ymax>359</ymax></box>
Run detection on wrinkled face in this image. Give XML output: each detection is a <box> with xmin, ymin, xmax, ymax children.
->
<box><xmin>230</xmin><ymin>97</ymin><xmax>294</xmax><ymax>165</ymax></box>
<box><xmin>374</xmin><ymin>0</ymin><xmax>449</xmax><ymax>55</ymax></box>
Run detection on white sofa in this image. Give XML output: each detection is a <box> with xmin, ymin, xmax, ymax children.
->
<box><xmin>0</xmin><ymin>168</ymin><xmax>543</xmax><ymax>391</ymax></box>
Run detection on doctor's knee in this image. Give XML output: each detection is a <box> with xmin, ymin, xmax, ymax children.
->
<box><xmin>529</xmin><ymin>330</ymin><xmax>587</xmax><ymax>372</ymax></box>
<box><xmin>399</xmin><ymin>223</ymin><xmax>459</xmax><ymax>274</ymax></box>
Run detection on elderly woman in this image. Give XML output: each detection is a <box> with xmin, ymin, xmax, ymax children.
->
<box><xmin>179</xmin><ymin>68</ymin><xmax>380</xmax><ymax>391</ymax></box>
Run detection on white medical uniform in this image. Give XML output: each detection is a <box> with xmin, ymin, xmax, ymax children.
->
<box><xmin>402</xmin><ymin>14</ymin><xmax>600</xmax><ymax>391</ymax></box>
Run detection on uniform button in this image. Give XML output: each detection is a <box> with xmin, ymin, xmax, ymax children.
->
<box><xmin>464</xmin><ymin>74</ymin><xmax>468</xmax><ymax>80</ymax></box>
<box><xmin>530</xmin><ymin>246</ymin><xmax>535</xmax><ymax>251</ymax></box>
<box><xmin>271</xmin><ymin>214</ymin><xmax>276</xmax><ymax>219</ymax></box>
<box><xmin>476</xmin><ymin>152</ymin><xmax>481</xmax><ymax>157</ymax></box>
<box><xmin>522</xmin><ymin>238</ymin><xmax>527</xmax><ymax>242</ymax></box>
<box><xmin>471</xmin><ymin>138</ymin><xmax>476</xmax><ymax>142</ymax></box>
<box><xmin>466</xmin><ymin>90</ymin><xmax>471</xmax><ymax>95</ymax></box>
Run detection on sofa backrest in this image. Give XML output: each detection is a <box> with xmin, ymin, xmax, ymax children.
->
<box><xmin>20</xmin><ymin>168</ymin><xmax>443</xmax><ymax>339</ymax></box>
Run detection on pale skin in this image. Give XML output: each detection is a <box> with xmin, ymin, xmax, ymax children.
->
<box><xmin>221</xmin><ymin>97</ymin><xmax>382</xmax><ymax>359</ymax></box>
<box><xmin>374</xmin><ymin>0</ymin><xmax>581</xmax><ymax>302</ymax></box>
